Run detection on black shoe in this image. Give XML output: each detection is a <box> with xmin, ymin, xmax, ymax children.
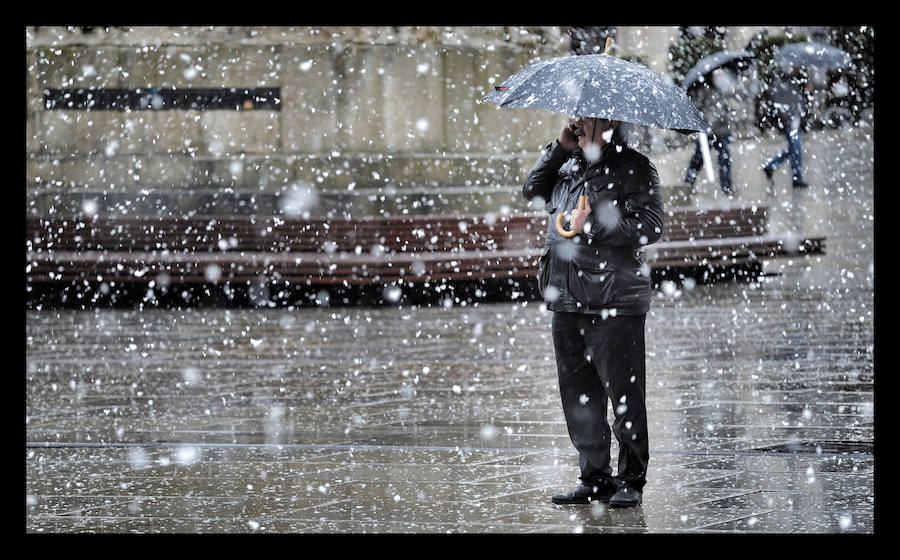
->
<box><xmin>551</xmin><ymin>481</ymin><xmax>617</xmax><ymax>505</ymax></box>
<box><xmin>762</xmin><ymin>166</ymin><xmax>774</xmax><ymax>189</ymax></box>
<box><xmin>609</xmin><ymin>485</ymin><xmax>642</xmax><ymax>508</ymax></box>
<box><xmin>792</xmin><ymin>179</ymin><xmax>808</xmax><ymax>188</ymax></box>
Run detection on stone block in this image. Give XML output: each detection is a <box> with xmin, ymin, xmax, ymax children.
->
<box><xmin>280</xmin><ymin>44</ymin><xmax>338</xmax><ymax>153</ymax></box>
<box><xmin>332</xmin><ymin>44</ymin><xmax>390</xmax><ymax>153</ymax></box>
<box><xmin>380</xmin><ymin>44</ymin><xmax>444</xmax><ymax>153</ymax></box>
<box><xmin>28</xmin><ymin>154</ymin><xmax>140</xmax><ymax>190</ymax></box>
<box><xmin>125</xmin><ymin>111</ymin><xmax>206</xmax><ymax>154</ymax></box>
<box><xmin>442</xmin><ymin>48</ymin><xmax>481</xmax><ymax>154</ymax></box>
<box><xmin>135</xmin><ymin>155</ymin><xmax>211</xmax><ymax>189</ymax></box>
<box><xmin>292</xmin><ymin>153</ymin><xmax>383</xmax><ymax>191</ymax></box>
<box><xmin>198</xmin><ymin>110</ymin><xmax>281</xmax><ymax>156</ymax></box>
<box><xmin>29</xmin><ymin>44</ymin><xmax>124</xmax><ymax>90</ymax></box>
<box><xmin>247</xmin><ymin>156</ymin><xmax>298</xmax><ymax>193</ymax></box>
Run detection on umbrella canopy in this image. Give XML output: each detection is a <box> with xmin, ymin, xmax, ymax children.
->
<box><xmin>775</xmin><ymin>41</ymin><xmax>851</xmax><ymax>71</ymax></box>
<box><xmin>682</xmin><ymin>50</ymin><xmax>754</xmax><ymax>92</ymax></box>
<box><xmin>482</xmin><ymin>52</ymin><xmax>709</xmax><ymax>135</ymax></box>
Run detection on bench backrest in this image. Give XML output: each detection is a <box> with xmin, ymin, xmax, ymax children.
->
<box><xmin>26</xmin><ymin>207</ymin><xmax>769</xmax><ymax>254</ymax></box>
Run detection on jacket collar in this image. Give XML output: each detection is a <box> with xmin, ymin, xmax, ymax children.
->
<box><xmin>574</xmin><ymin>141</ymin><xmax>625</xmax><ymax>170</ymax></box>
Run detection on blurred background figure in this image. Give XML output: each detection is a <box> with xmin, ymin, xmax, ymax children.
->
<box><xmin>762</xmin><ymin>65</ymin><xmax>813</xmax><ymax>189</ymax></box>
<box><xmin>683</xmin><ymin>67</ymin><xmax>739</xmax><ymax>196</ymax></box>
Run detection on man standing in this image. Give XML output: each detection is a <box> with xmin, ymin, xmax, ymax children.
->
<box><xmin>523</xmin><ymin>116</ymin><xmax>663</xmax><ymax>508</ymax></box>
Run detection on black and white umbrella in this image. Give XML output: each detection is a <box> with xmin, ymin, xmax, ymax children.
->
<box><xmin>483</xmin><ymin>40</ymin><xmax>709</xmax><ymax>235</ymax></box>
<box><xmin>482</xmin><ymin>41</ymin><xmax>708</xmax><ymax>135</ymax></box>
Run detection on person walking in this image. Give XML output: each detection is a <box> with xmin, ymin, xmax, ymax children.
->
<box><xmin>684</xmin><ymin>68</ymin><xmax>736</xmax><ymax>196</ymax></box>
<box><xmin>762</xmin><ymin>66</ymin><xmax>812</xmax><ymax>189</ymax></box>
<box><xmin>522</xmin><ymin>116</ymin><xmax>663</xmax><ymax>507</ymax></box>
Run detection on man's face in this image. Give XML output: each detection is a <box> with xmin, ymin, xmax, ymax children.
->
<box><xmin>575</xmin><ymin>117</ymin><xmax>618</xmax><ymax>161</ymax></box>
<box><xmin>575</xmin><ymin>117</ymin><xmax>617</xmax><ymax>150</ymax></box>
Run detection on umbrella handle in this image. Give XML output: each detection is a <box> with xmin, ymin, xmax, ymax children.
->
<box><xmin>555</xmin><ymin>195</ymin><xmax>587</xmax><ymax>238</ymax></box>
<box><xmin>603</xmin><ymin>38</ymin><xmax>613</xmax><ymax>55</ymax></box>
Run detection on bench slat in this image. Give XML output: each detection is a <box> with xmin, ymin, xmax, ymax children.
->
<box><xmin>26</xmin><ymin>234</ymin><xmax>825</xmax><ymax>286</ymax></box>
<box><xmin>26</xmin><ymin>206</ymin><xmax>824</xmax><ymax>291</ymax></box>
<box><xmin>25</xmin><ymin>207</ymin><xmax>770</xmax><ymax>253</ymax></box>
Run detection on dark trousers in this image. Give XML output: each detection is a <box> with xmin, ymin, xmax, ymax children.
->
<box><xmin>685</xmin><ymin>134</ymin><xmax>732</xmax><ymax>194</ymax></box>
<box><xmin>552</xmin><ymin>312</ymin><xmax>649</xmax><ymax>491</ymax></box>
<box><xmin>764</xmin><ymin>127</ymin><xmax>804</xmax><ymax>183</ymax></box>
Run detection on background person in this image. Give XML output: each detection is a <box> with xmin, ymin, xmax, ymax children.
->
<box><xmin>762</xmin><ymin>65</ymin><xmax>813</xmax><ymax>188</ymax></box>
<box><xmin>684</xmin><ymin>68</ymin><xmax>737</xmax><ymax>196</ymax></box>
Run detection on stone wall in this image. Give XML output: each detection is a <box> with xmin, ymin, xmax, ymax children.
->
<box><xmin>25</xmin><ymin>26</ymin><xmax>573</xmax><ymax>217</ymax></box>
<box><xmin>27</xmin><ymin>25</ymin><xmax>810</xmax><ymax>217</ymax></box>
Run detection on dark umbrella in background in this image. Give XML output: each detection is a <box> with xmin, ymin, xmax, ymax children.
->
<box><xmin>482</xmin><ymin>39</ymin><xmax>708</xmax><ymax>235</ymax></box>
<box><xmin>682</xmin><ymin>50</ymin><xmax>754</xmax><ymax>92</ymax></box>
<box><xmin>774</xmin><ymin>41</ymin><xmax>851</xmax><ymax>71</ymax></box>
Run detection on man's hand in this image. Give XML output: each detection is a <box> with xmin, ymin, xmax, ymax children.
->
<box><xmin>569</xmin><ymin>196</ymin><xmax>592</xmax><ymax>234</ymax></box>
<box><xmin>558</xmin><ymin>122</ymin><xmax>579</xmax><ymax>151</ymax></box>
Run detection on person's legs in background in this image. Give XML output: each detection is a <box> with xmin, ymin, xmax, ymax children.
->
<box><xmin>684</xmin><ymin>137</ymin><xmax>704</xmax><ymax>187</ymax></box>
<box><xmin>764</xmin><ymin>127</ymin><xmax>806</xmax><ymax>189</ymax></box>
<box><xmin>714</xmin><ymin>134</ymin><xmax>733</xmax><ymax>195</ymax></box>
<box><xmin>787</xmin><ymin>127</ymin><xmax>807</xmax><ymax>187</ymax></box>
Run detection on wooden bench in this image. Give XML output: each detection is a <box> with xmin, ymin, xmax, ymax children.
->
<box><xmin>25</xmin><ymin>206</ymin><xmax>825</xmax><ymax>305</ymax></box>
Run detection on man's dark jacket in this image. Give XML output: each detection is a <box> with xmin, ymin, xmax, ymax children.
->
<box><xmin>523</xmin><ymin>139</ymin><xmax>664</xmax><ymax>316</ymax></box>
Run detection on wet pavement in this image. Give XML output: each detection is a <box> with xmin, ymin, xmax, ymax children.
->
<box><xmin>25</xmin><ymin>126</ymin><xmax>876</xmax><ymax>534</ymax></box>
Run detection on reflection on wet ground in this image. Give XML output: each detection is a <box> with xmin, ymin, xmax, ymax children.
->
<box><xmin>25</xmin><ymin>271</ymin><xmax>874</xmax><ymax>533</ymax></box>
<box><xmin>26</xmin><ymin>131</ymin><xmax>874</xmax><ymax>534</ymax></box>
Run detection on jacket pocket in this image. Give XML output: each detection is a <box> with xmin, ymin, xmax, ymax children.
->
<box><xmin>538</xmin><ymin>246</ymin><xmax>557</xmax><ymax>301</ymax></box>
<box><xmin>567</xmin><ymin>260</ymin><xmax>616</xmax><ymax>308</ymax></box>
